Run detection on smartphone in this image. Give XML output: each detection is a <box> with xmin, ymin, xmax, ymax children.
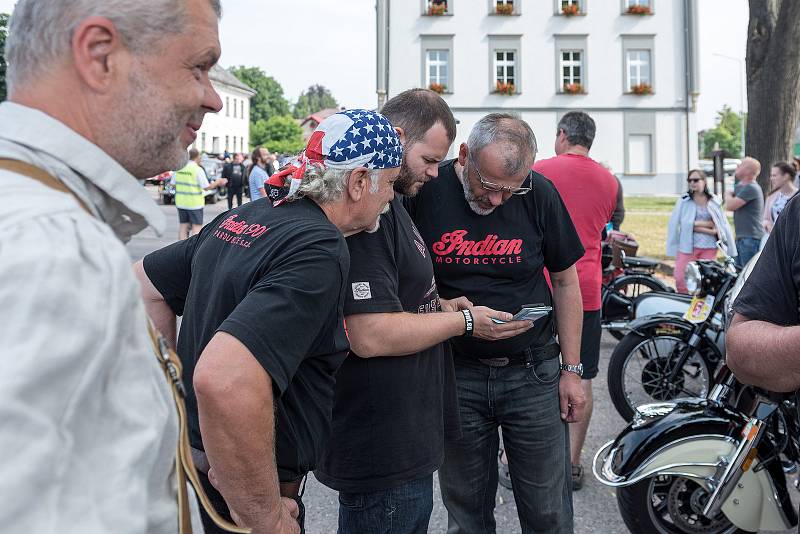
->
<box><xmin>491</xmin><ymin>304</ymin><xmax>553</xmax><ymax>324</ymax></box>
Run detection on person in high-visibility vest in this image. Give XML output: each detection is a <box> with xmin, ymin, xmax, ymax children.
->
<box><xmin>174</xmin><ymin>148</ymin><xmax>226</xmax><ymax>239</ymax></box>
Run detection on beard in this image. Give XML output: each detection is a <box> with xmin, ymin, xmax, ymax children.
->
<box><xmin>365</xmin><ymin>201</ymin><xmax>392</xmax><ymax>233</ymax></box>
<box><xmin>459</xmin><ymin>162</ymin><xmax>495</xmax><ymax>215</ymax></box>
<box><xmin>98</xmin><ymin>62</ymin><xmax>193</xmax><ymax>178</ymax></box>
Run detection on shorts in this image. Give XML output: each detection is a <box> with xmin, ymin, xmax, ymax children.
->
<box><xmin>580</xmin><ymin>310</ymin><xmax>602</xmax><ymax>379</ymax></box>
<box><xmin>177</xmin><ymin>208</ymin><xmax>203</xmax><ymax>225</ymax></box>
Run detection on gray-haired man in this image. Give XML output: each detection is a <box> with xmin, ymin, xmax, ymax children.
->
<box><xmin>406</xmin><ymin>113</ymin><xmax>586</xmax><ymax>533</ymax></box>
<box><xmin>0</xmin><ymin>0</ymin><xmax>222</xmax><ymax>531</ymax></box>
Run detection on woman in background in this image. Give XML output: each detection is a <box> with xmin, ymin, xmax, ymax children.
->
<box><xmin>762</xmin><ymin>161</ymin><xmax>797</xmax><ymax>240</ymax></box>
<box><xmin>667</xmin><ymin>169</ymin><xmax>736</xmax><ymax>293</ymax></box>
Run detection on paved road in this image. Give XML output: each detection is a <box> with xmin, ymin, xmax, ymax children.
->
<box><xmin>129</xmin><ymin>186</ymin><xmax>796</xmax><ymax>534</ymax></box>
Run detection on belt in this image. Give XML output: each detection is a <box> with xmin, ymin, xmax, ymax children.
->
<box><xmin>191</xmin><ymin>447</ymin><xmax>304</xmax><ymax>499</ymax></box>
<box><xmin>456</xmin><ymin>341</ymin><xmax>560</xmax><ymax>368</ymax></box>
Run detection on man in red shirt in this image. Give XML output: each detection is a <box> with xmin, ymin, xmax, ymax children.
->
<box><xmin>533</xmin><ymin>111</ymin><xmax>618</xmax><ymax>490</ymax></box>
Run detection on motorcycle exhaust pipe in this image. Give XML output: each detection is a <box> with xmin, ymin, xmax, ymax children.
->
<box><xmin>602</xmin><ymin>322</ymin><xmax>630</xmax><ymax>331</ymax></box>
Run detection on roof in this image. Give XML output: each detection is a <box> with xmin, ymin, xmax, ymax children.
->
<box><xmin>209</xmin><ymin>65</ymin><xmax>256</xmax><ymax>96</ymax></box>
<box><xmin>301</xmin><ymin>108</ymin><xmax>340</xmax><ymax>126</ymax></box>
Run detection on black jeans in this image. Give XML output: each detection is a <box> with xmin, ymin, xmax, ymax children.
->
<box><xmin>227</xmin><ymin>187</ymin><xmax>243</xmax><ymax>210</ymax></box>
<box><xmin>197</xmin><ymin>471</ymin><xmax>305</xmax><ymax>534</ymax></box>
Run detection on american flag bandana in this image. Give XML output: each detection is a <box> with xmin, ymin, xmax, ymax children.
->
<box><xmin>266</xmin><ymin>109</ymin><xmax>403</xmax><ymax>205</ymax></box>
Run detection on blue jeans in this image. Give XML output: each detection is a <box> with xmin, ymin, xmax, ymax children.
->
<box><xmin>439</xmin><ymin>354</ymin><xmax>573</xmax><ymax>534</ymax></box>
<box><xmin>337</xmin><ymin>475</ymin><xmax>433</xmax><ymax>534</ymax></box>
<box><xmin>735</xmin><ymin>237</ymin><xmax>761</xmax><ymax>269</ymax></box>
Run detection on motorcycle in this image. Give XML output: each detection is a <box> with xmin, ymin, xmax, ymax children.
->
<box><xmin>593</xmin><ymin>363</ymin><xmax>799</xmax><ymax>534</ymax></box>
<box><xmin>607</xmin><ymin>249</ymin><xmax>738</xmax><ymax>422</ymax></box>
<box><xmin>601</xmin><ymin>245</ymin><xmax>673</xmax><ymax>340</ymax></box>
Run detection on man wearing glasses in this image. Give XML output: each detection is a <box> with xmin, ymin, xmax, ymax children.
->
<box><xmin>405</xmin><ymin>113</ymin><xmax>585</xmax><ymax>533</ymax></box>
<box><xmin>533</xmin><ymin>111</ymin><xmax>619</xmax><ymax>491</ymax></box>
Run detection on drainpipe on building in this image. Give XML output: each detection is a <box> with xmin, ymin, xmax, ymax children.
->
<box><xmin>683</xmin><ymin>0</ymin><xmax>701</xmax><ymax>175</ymax></box>
<box><xmin>376</xmin><ymin>0</ymin><xmax>390</xmax><ymax>110</ymax></box>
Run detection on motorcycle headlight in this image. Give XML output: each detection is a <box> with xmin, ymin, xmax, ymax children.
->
<box><xmin>685</xmin><ymin>262</ymin><xmax>702</xmax><ymax>295</ymax></box>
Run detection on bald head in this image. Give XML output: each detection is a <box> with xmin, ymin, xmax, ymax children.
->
<box><xmin>735</xmin><ymin>157</ymin><xmax>761</xmax><ymax>182</ymax></box>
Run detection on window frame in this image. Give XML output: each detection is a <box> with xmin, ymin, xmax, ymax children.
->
<box><xmin>494</xmin><ymin>49</ymin><xmax>516</xmax><ymax>86</ymax></box>
<box><xmin>554</xmin><ymin>34</ymin><xmax>588</xmax><ymax>94</ymax></box>
<box><xmin>421</xmin><ymin>34</ymin><xmax>455</xmax><ymax>93</ymax></box>
<box><xmin>225</xmin><ymin>97</ymin><xmax>229</xmax><ymax>117</ymax></box>
<box><xmin>625</xmin><ymin>49</ymin><xmax>652</xmax><ymax>92</ymax></box>
<box><xmin>554</xmin><ymin>0</ymin><xmax>585</xmax><ymax>15</ymax></box>
<box><xmin>488</xmin><ymin>35</ymin><xmax>522</xmax><ymax>94</ymax></box>
<box><xmin>621</xmin><ymin>34</ymin><xmax>655</xmax><ymax>94</ymax></box>
<box><xmin>422</xmin><ymin>0</ymin><xmax>452</xmax><ymax>16</ymax></box>
<box><xmin>622</xmin><ymin>0</ymin><xmax>653</xmax><ymax>14</ymax></box>
<box><xmin>623</xmin><ymin>112</ymin><xmax>657</xmax><ymax>175</ymax></box>
<box><xmin>491</xmin><ymin>0</ymin><xmax>520</xmax><ymax>15</ymax></box>
<box><xmin>425</xmin><ymin>49</ymin><xmax>451</xmax><ymax>91</ymax></box>
<box><xmin>560</xmin><ymin>49</ymin><xmax>583</xmax><ymax>87</ymax></box>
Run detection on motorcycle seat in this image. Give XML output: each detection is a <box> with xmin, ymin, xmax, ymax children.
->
<box><xmin>622</xmin><ymin>256</ymin><xmax>661</xmax><ymax>269</ymax></box>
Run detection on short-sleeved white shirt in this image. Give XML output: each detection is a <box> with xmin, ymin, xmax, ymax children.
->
<box><xmin>0</xmin><ymin>102</ymin><xmax>202</xmax><ymax>533</ymax></box>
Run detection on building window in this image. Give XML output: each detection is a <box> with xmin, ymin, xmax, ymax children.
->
<box><xmin>426</xmin><ymin>0</ymin><xmax>449</xmax><ymax>15</ymax></box>
<box><xmin>495</xmin><ymin>0</ymin><xmax>515</xmax><ymax>15</ymax></box>
<box><xmin>495</xmin><ymin>50</ymin><xmax>516</xmax><ymax>88</ymax></box>
<box><xmin>624</xmin><ymin>0</ymin><xmax>652</xmax><ymax>14</ymax></box>
<box><xmin>627</xmin><ymin>134</ymin><xmax>653</xmax><ymax>174</ymax></box>
<box><xmin>626</xmin><ymin>49</ymin><xmax>652</xmax><ymax>92</ymax></box>
<box><xmin>225</xmin><ymin>136</ymin><xmax>229</xmax><ymax>151</ymax></box>
<box><xmin>233</xmin><ymin>137</ymin><xmax>237</xmax><ymax>153</ymax></box>
<box><xmin>240</xmin><ymin>137</ymin><xmax>244</xmax><ymax>152</ymax></box>
<box><xmin>225</xmin><ymin>97</ymin><xmax>229</xmax><ymax>117</ymax></box>
<box><xmin>560</xmin><ymin>0</ymin><xmax>581</xmax><ymax>15</ymax></box>
<box><xmin>201</xmin><ymin>133</ymin><xmax>206</xmax><ymax>152</ymax></box>
<box><xmin>240</xmin><ymin>100</ymin><xmax>244</xmax><ymax>119</ymax></box>
<box><xmin>560</xmin><ymin>50</ymin><xmax>583</xmax><ymax>92</ymax></box>
<box><xmin>426</xmin><ymin>49</ymin><xmax>449</xmax><ymax>92</ymax></box>
<box><xmin>233</xmin><ymin>99</ymin><xmax>238</xmax><ymax>119</ymax></box>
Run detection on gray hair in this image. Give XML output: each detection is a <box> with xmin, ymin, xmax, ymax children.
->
<box><xmin>4</xmin><ymin>0</ymin><xmax>222</xmax><ymax>92</ymax></box>
<box><xmin>466</xmin><ymin>113</ymin><xmax>538</xmax><ymax>176</ymax></box>
<box><xmin>557</xmin><ymin>111</ymin><xmax>596</xmax><ymax>149</ymax></box>
<box><xmin>289</xmin><ymin>164</ymin><xmax>382</xmax><ymax>204</ymax></box>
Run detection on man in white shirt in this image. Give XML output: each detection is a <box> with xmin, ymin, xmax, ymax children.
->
<box><xmin>0</xmin><ymin>0</ymin><xmax>224</xmax><ymax>531</ymax></box>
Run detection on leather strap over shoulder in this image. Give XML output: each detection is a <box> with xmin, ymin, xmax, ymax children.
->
<box><xmin>0</xmin><ymin>158</ymin><xmax>93</xmax><ymax>215</ymax></box>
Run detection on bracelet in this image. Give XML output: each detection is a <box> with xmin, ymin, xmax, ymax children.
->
<box><xmin>461</xmin><ymin>309</ymin><xmax>474</xmax><ymax>337</ymax></box>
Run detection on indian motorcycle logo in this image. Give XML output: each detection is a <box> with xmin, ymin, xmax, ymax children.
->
<box><xmin>213</xmin><ymin>214</ymin><xmax>270</xmax><ymax>248</ymax></box>
<box><xmin>431</xmin><ymin>230</ymin><xmax>523</xmax><ymax>265</ymax></box>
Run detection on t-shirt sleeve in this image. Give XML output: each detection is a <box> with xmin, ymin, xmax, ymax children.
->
<box><xmin>537</xmin><ymin>175</ymin><xmax>585</xmax><ymax>272</ymax></box>
<box><xmin>733</xmin><ymin>195</ymin><xmax>800</xmax><ymax>325</ymax></box>
<box><xmin>217</xmin><ymin>239</ymin><xmax>346</xmax><ymax>395</ymax></box>
<box><xmin>197</xmin><ymin>167</ymin><xmax>210</xmax><ymax>189</ymax></box>
<box><xmin>736</xmin><ymin>183</ymin><xmax>759</xmax><ymax>202</ymax></box>
<box><xmin>343</xmin><ymin>216</ymin><xmax>403</xmax><ymax>315</ymax></box>
<box><xmin>143</xmin><ymin>234</ymin><xmax>203</xmax><ymax>316</ymax></box>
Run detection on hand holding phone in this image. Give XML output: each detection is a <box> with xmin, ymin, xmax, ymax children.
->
<box><xmin>491</xmin><ymin>304</ymin><xmax>552</xmax><ymax>324</ymax></box>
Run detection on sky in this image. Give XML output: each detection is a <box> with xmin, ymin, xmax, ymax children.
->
<box><xmin>0</xmin><ymin>0</ymin><xmax>748</xmax><ymax>130</ymax></box>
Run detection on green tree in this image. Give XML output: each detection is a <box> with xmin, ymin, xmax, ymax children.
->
<box><xmin>230</xmin><ymin>66</ymin><xmax>290</xmax><ymax>123</ymax></box>
<box><xmin>702</xmin><ymin>105</ymin><xmax>743</xmax><ymax>157</ymax></box>
<box><xmin>251</xmin><ymin>115</ymin><xmax>304</xmax><ymax>155</ymax></box>
<box><xmin>0</xmin><ymin>13</ymin><xmax>9</xmax><ymax>102</ymax></box>
<box><xmin>292</xmin><ymin>84</ymin><xmax>339</xmax><ymax>119</ymax></box>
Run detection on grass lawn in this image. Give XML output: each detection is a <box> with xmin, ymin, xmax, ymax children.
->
<box><xmin>622</xmin><ymin>197</ymin><xmax>734</xmax><ymax>260</ymax></box>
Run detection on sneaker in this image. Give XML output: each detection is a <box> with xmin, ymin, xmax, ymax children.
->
<box><xmin>572</xmin><ymin>464</ymin><xmax>584</xmax><ymax>491</ymax></box>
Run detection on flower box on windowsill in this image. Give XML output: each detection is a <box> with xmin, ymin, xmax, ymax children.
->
<box><xmin>428</xmin><ymin>83</ymin><xmax>447</xmax><ymax>95</ymax></box>
<box><xmin>427</xmin><ymin>4</ymin><xmax>448</xmax><ymax>16</ymax></box>
<box><xmin>625</xmin><ymin>5</ymin><xmax>652</xmax><ymax>15</ymax></box>
<box><xmin>495</xmin><ymin>4</ymin><xmax>514</xmax><ymax>15</ymax></box>
<box><xmin>561</xmin><ymin>4</ymin><xmax>581</xmax><ymax>16</ymax></box>
<box><xmin>562</xmin><ymin>83</ymin><xmax>585</xmax><ymax>95</ymax></box>
<box><xmin>629</xmin><ymin>83</ymin><xmax>653</xmax><ymax>95</ymax></box>
<box><xmin>494</xmin><ymin>82</ymin><xmax>516</xmax><ymax>95</ymax></box>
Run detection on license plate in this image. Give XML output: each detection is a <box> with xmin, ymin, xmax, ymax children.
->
<box><xmin>683</xmin><ymin>295</ymin><xmax>715</xmax><ymax>324</ymax></box>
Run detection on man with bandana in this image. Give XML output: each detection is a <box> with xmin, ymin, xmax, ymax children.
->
<box><xmin>316</xmin><ymin>90</ymin><xmax>532</xmax><ymax>534</ymax></box>
<box><xmin>135</xmin><ymin>109</ymin><xmax>403</xmax><ymax>534</ymax></box>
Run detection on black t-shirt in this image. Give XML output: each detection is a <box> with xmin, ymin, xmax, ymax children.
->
<box><xmin>223</xmin><ymin>162</ymin><xmax>246</xmax><ymax>189</ymax></box>
<box><xmin>734</xmin><ymin>194</ymin><xmax>800</xmax><ymax>325</ymax></box>
<box><xmin>405</xmin><ymin>159</ymin><xmax>584</xmax><ymax>358</ymax></box>
<box><xmin>143</xmin><ymin>198</ymin><xmax>350</xmax><ymax>481</ymax></box>
<box><xmin>315</xmin><ymin>194</ymin><xmax>460</xmax><ymax>493</ymax></box>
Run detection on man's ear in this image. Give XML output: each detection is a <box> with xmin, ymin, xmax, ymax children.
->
<box><xmin>345</xmin><ymin>167</ymin><xmax>371</xmax><ymax>203</ymax></box>
<box><xmin>71</xmin><ymin>17</ymin><xmax>125</xmax><ymax>93</ymax></box>
<box><xmin>394</xmin><ymin>127</ymin><xmax>406</xmax><ymax>146</ymax></box>
<box><xmin>457</xmin><ymin>142</ymin><xmax>468</xmax><ymax>167</ymax></box>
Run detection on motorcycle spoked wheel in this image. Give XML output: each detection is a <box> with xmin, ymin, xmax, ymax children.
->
<box><xmin>607</xmin><ymin>333</ymin><xmax>711</xmax><ymax>422</ymax></box>
<box><xmin>606</xmin><ymin>275</ymin><xmax>669</xmax><ymax>340</ymax></box>
<box><xmin>617</xmin><ymin>474</ymin><xmax>753</xmax><ymax>534</ymax></box>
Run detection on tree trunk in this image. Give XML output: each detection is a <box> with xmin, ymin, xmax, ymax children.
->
<box><xmin>746</xmin><ymin>0</ymin><xmax>800</xmax><ymax>194</ymax></box>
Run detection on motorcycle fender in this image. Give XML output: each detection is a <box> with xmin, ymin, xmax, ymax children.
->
<box><xmin>721</xmin><ymin>459</ymin><xmax>794</xmax><ymax>532</ymax></box>
<box><xmin>626</xmin><ymin>314</ymin><xmax>694</xmax><ymax>338</ymax></box>
<box><xmin>633</xmin><ymin>293</ymin><xmax>693</xmax><ymax>321</ymax></box>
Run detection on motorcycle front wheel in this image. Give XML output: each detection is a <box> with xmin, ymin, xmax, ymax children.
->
<box><xmin>617</xmin><ymin>474</ymin><xmax>753</xmax><ymax>534</ymax></box>
<box><xmin>607</xmin><ymin>332</ymin><xmax>712</xmax><ymax>421</ymax></box>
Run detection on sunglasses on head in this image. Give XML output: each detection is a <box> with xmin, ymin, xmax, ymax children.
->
<box><xmin>687</xmin><ymin>178</ymin><xmax>702</xmax><ymax>183</ymax></box>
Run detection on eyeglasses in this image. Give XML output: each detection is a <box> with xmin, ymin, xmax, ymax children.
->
<box><xmin>687</xmin><ymin>178</ymin><xmax>702</xmax><ymax>183</ymax></box>
<box><xmin>468</xmin><ymin>155</ymin><xmax>532</xmax><ymax>195</ymax></box>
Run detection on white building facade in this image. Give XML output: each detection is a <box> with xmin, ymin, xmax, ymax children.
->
<box><xmin>376</xmin><ymin>0</ymin><xmax>701</xmax><ymax>195</ymax></box>
<box><xmin>193</xmin><ymin>65</ymin><xmax>256</xmax><ymax>156</ymax></box>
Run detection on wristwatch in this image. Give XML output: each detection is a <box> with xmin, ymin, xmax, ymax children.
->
<box><xmin>560</xmin><ymin>362</ymin><xmax>584</xmax><ymax>377</ymax></box>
